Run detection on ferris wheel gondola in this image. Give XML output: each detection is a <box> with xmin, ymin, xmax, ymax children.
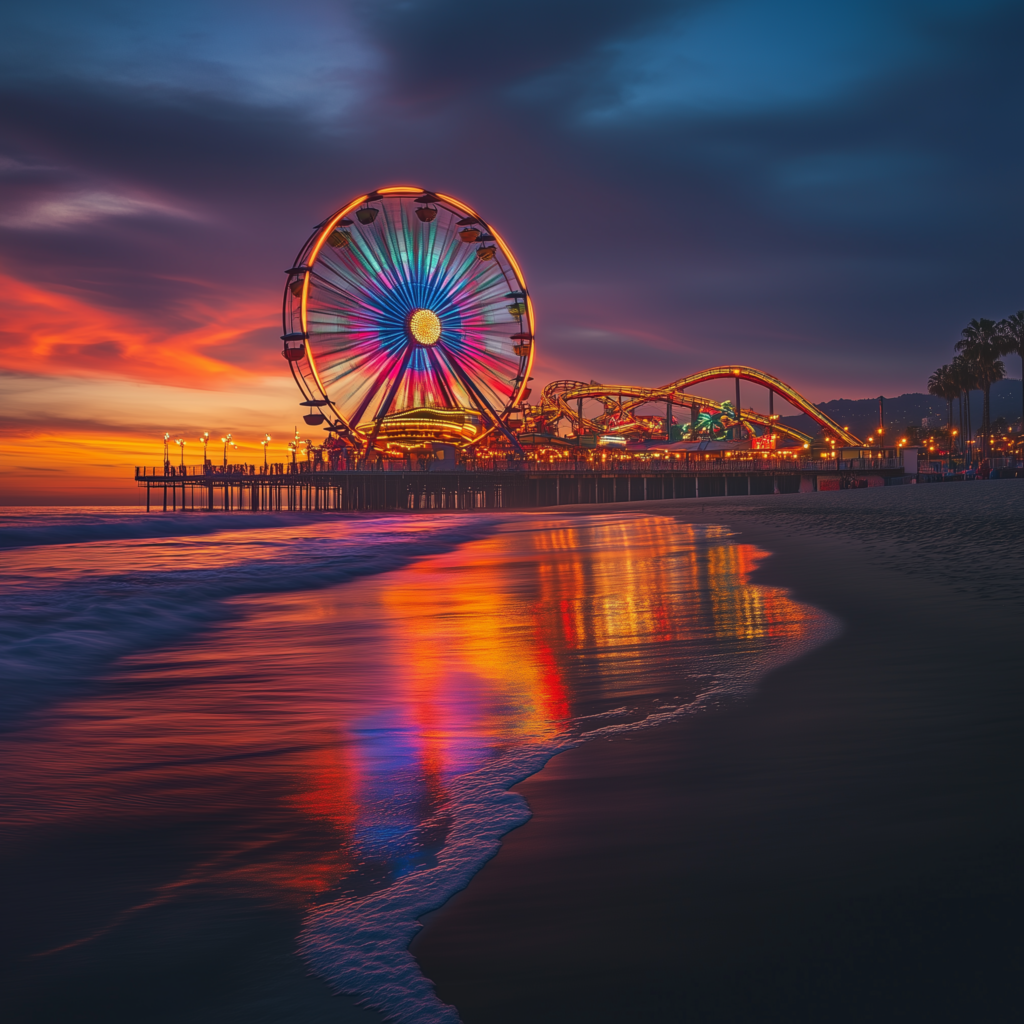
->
<box><xmin>282</xmin><ymin>186</ymin><xmax>534</xmax><ymax>453</ymax></box>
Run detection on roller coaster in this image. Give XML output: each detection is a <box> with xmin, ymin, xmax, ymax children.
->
<box><xmin>521</xmin><ymin>366</ymin><xmax>862</xmax><ymax>449</ymax></box>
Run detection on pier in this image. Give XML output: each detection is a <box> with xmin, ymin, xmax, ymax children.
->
<box><xmin>135</xmin><ymin>456</ymin><xmax>911</xmax><ymax>512</ymax></box>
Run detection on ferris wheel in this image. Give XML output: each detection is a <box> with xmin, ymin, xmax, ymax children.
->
<box><xmin>282</xmin><ymin>186</ymin><xmax>534</xmax><ymax>452</ymax></box>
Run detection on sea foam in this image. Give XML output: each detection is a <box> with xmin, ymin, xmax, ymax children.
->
<box><xmin>300</xmin><ymin>611</ymin><xmax>842</xmax><ymax>1023</ymax></box>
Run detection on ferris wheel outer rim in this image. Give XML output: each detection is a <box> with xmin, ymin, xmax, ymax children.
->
<box><xmin>286</xmin><ymin>185</ymin><xmax>535</xmax><ymax>447</ymax></box>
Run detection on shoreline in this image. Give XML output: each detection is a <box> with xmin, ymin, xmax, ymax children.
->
<box><xmin>412</xmin><ymin>482</ymin><xmax>1024</xmax><ymax>1022</ymax></box>
<box><xmin>3</xmin><ymin>488</ymin><xmax>1020</xmax><ymax>1022</ymax></box>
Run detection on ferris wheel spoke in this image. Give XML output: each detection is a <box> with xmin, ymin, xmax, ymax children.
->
<box><xmin>361</xmin><ymin>346</ymin><xmax>418</xmax><ymax>456</ymax></box>
<box><xmin>370</xmin><ymin>343</ymin><xmax>417</xmax><ymax>425</ymax></box>
<box><xmin>423</xmin><ymin>347</ymin><xmax>461</xmax><ymax>408</ymax></box>
<box><xmin>432</xmin><ymin>344</ymin><xmax>516</xmax><ymax>446</ymax></box>
<box><xmin>320</xmin><ymin>346</ymin><xmax>384</xmax><ymax>388</ymax></box>
<box><xmin>449</xmin><ymin>340</ymin><xmax>516</xmax><ymax>385</ymax></box>
<box><xmin>426</xmin><ymin>227</ymin><xmax>465</xmax><ymax>292</ymax></box>
<box><xmin>347</xmin><ymin>343</ymin><xmax>413</xmax><ymax>428</ymax></box>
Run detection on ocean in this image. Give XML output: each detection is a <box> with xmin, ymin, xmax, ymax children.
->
<box><xmin>0</xmin><ymin>507</ymin><xmax>838</xmax><ymax>1023</ymax></box>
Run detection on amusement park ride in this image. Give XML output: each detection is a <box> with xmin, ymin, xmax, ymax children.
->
<box><xmin>282</xmin><ymin>187</ymin><xmax>862</xmax><ymax>456</ymax></box>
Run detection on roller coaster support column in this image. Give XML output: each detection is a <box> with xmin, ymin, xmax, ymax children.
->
<box><xmin>578</xmin><ymin>397</ymin><xmax>584</xmax><ymax>438</ymax></box>
<box><xmin>666</xmin><ymin>400</ymin><xmax>672</xmax><ymax>441</ymax></box>
<box><xmin>735</xmin><ymin>376</ymin><xmax>742</xmax><ymax>441</ymax></box>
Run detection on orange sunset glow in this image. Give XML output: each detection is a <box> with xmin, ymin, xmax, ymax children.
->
<box><xmin>0</xmin><ymin>269</ymin><xmax>304</xmax><ymax>504</ymax></box>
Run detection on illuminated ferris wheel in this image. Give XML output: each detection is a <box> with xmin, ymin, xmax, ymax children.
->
<box><xmin>282</xmin><ymin>186</ymin><xmax>534</xmax><ymax>451</ymax></box>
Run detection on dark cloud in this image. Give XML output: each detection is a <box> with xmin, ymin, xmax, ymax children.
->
<box><xmin>358</xmin><ymin>0</ymin><xmax>690</xmax><ymax>95</ymax></box>
<box><xmin>1</xmin><ymin>0</ymin><xmax>1022</xmax><ymax>399</ymax></box>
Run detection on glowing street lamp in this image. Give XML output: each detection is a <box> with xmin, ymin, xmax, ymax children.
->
<box><xmin>261</xmin><ymin>434</ymin><xmax>271</xmax><ymax>469</ymax></box>
<box><xmin>221</xmin><ymin>433</ymin><xmax>233</xmax><ymax>467</ymax></box>
<box><xmin>175</xmin><ymin>437</ymin><xmax>186</xmax><ymax>468</ymax></box>
<box><xmin>163</xmin><ymin>432</ymin><xmax>171</xmax><ymax>473</ymax></box>
<box><xmin>199</xmin><ymin>431</ymin><xmax>210</xmax><ymax>465</ymax></box>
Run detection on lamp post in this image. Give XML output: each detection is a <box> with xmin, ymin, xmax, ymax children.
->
<box><xmin>163</xmin><ymin>432</ymin><xmax>170</xmax><ymax>474</ymax></box>
<box><xmin>261</xmin><ymin>434</ymin><xmax>271</xmax><ymax>470</ymax></box>
<box><xmin>200</xmin><ymin>431</ymin><xmax>210</xmax><ymax>465</ymax></box>
<box><xmin>175</xmin><ymin>437</ymin><xmax>186</xmax><ymax>468</ymax></box>
<box><xmin>221</xmin><ymin>432</ymin><xmax>232</xmax><ymax>468</ymax></box>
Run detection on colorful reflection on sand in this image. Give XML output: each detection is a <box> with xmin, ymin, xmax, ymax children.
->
<box><xmin>0</xmin><ymin>514</ymin><xmax>833</xmax><ymax>1007</ymax></box>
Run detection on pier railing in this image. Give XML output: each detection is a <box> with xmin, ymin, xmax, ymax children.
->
<box><xmin>138</xmin><ymin>456</ymin><xmax>906</xmax><ymax>478</ymax></box>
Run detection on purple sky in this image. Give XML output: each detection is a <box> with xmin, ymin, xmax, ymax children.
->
<box><xmin>1</xmin><ymin>0</ymin><xmax>1022</xmax><ymax>444</ymax></box>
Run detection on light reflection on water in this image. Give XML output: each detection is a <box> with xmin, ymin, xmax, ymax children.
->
<box><xmin>0</xmin><ymin>513</ymin><xmax>832</xmax><ymax>1016</ymax></box>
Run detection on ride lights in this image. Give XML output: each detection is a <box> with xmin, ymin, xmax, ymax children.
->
<box><xmin>408</xmin><ymin>308</ymin><xmax>442</xmax><ymax>346</ymax></box>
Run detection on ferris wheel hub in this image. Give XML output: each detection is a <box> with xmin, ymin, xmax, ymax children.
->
<box><xmin>407</xmin><ymin>308</ymin><xmax>442</xmax><ymax>346</ymax></box>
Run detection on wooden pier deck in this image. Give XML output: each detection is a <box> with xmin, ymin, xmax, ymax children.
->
<box><xmin>135</xmin><ymin>458</ymin><xmax>909</xmax><ymax>512</ymax></box>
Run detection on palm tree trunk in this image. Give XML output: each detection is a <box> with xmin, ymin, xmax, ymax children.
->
<box><xmin>963</xmin><ymin>391</ymin><xmax>968</xmax><ymax>454</ymax></box>
<box><xmin>964</xmin><ymin>391</ymin><xmax>969</xmax><ymax>451</ymax></box>
<box><xmin>983</xmin><ymin>384</ymin><xmax>991</xmax><ymax>461</ymax></box>
<box><xmin>958</xmin><ymin>392</ymin><xmax>964</xmax><ymax>457</ymax></box>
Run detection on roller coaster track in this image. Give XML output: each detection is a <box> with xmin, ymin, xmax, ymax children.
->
<box><xmin>536</xmin><ymin>366</ymin><xmax>861</xmax><ymax>447</ymax></box>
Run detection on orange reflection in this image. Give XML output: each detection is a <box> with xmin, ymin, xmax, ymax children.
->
<box><xmin>0</xmin><ymin>513</ymin><xmax>826</xmax><ymax>954</ymax></box>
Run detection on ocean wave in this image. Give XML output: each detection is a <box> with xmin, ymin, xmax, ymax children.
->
<box><xmin>0</xmin><ymin>513</ymin><xmax>496</xmax><ymax>721</ymax></box>
<box><xmin>0</xmin><ymin>508</ymin><xmax>330</xmax><ymax>550</ymax></box>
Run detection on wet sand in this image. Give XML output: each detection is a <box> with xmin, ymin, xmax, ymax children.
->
<box><xmin>5</xmin><ymin>511</ymin><xmax>817</xmax><ymax>1024</ymax></box>
<box><xmin>413</xmin><ymin>481</ymin><xmax>1024</xmax><ymax>1022</ymax></box>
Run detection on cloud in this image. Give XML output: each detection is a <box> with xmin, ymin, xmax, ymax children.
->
<box><xmin>0</xmin><ymin>190</ymin><xmax>200</xmax><ymax>230</ymax></box>
<box><xmin>0</xmin><ymin>155</ymin><xmax>55</xmax><ymax>173</ymax></box>
<box><xmin>0</xmin><ymin>0</ymin><xmax>382</xmax><ymax>119</ymax></box>
<box><xmin>0</xmin><ymin>271</ymin><xmax>280</xmax><ymax>382</ymax></box>
<box><xmin>570</xmin><ymin>1</ymin><xmax>916</xmax><ymax>122</ymax></box>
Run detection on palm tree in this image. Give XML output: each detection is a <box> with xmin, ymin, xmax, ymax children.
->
<box><xmin>956</xmin><ymin>318</ymin><xmax>1003</xmax><ymax>459</ymax></box>
<box><xmin>950</xmin><ymin>353</ymin><xmax>977</xmax><ymax>457</ymax></box>
<box><xmin>996</xmin><ymin>311</ymin><xmax>1024</xmax><ymax>432</ymax></box>
<box><xmin>977</xmin><ymin>357</ymin><xmax>1006</xmax><ymax>459</ymax></box>
<box><xmin>927</xmin><ymin>364</ymin><xmax>958</xmax><ymax>439</ymax></box>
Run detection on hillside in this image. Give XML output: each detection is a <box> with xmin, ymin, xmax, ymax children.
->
<box><xmin>780</xmin><ymin>378</ymin><xmax>1023</xmax><ymax>441</ymax></box>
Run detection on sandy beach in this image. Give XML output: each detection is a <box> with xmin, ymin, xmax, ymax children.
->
<box><xmin>413</xmin><ymin>481</ymin><xmax>1024</xmax><ymax>1022</ymax></box>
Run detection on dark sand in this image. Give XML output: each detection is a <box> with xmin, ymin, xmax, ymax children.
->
<box><xmin>413</xmin><ymin>481</ymin><xmax>1024</xmax><ymax>1023</ymax></box>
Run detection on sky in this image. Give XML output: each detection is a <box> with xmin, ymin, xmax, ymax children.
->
<box><xmin>1</xmin><ymin>0</ymin><xmax>1022</xmax><ymax>502</ymax></box>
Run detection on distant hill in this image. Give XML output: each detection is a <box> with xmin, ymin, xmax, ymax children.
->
<box><xmin>780</xmin><ymin>378</ymin><xmax>1022</xmax><ymax>441</ymax></box>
